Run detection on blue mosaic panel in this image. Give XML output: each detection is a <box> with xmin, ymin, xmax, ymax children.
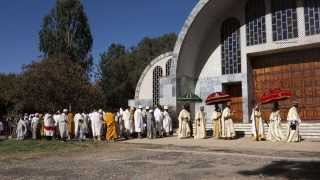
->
<box><xmin>304</xmin><ymin>0</ymin><xmax>320</xmax><ymax>36</ymax></box>
<box><xmin>271</xmin><ymin>0</ymin><xmax>298</xmax><ymax>41</ymax></box>
<box><xmin>221</xmin><ymin>18</ymin><xmax>241</xmax><ymax>75</ymax></box>
<box><xmin>165</xmin><ymin>59</ymin><xmax>172</xmax><ymax>76</ymax></box>
<box><xmin>246</xmin><ymin>0</ymin><xmax>267</xmax><ymax>46</ymax></box>
<box><xmin>153</xmin><ymin>66</ymin><xmax>163</xmax><ymax>106</ymax></box>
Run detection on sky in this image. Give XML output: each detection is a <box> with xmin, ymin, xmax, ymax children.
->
<box><xmin>0</xmin><ymin>0</ymin><xmax>198</xmax><ymax>74</ymax></box>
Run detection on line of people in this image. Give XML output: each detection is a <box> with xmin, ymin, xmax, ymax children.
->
<box><xmin>14</xmin><ymin>105</ymin><xmax>174</xmax><ymax>141</ymax></box>
<box><xmin>178</xmin><ymin>101</ymin><xmax>302</xmax><ymax>143</ymax></box>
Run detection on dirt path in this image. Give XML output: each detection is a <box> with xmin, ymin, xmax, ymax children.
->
<box><xmin>0</xmin><ymin>142</ymin><xmax>319</xmax><ymax>180</ymax></box>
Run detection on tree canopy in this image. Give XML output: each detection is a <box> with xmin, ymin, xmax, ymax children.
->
<box><xmin>39</xmin><ymin>0</ymin><xmax>93</xmax><ymax>69</ymax></box>
<box><xmin>99</xmin><ymin>33</ymin><xmax>177</xmax><ymax>110</ymax></box>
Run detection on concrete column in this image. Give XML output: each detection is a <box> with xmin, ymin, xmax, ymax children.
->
<box><xmin>265</xmin><ymin>0</ymin><xmax>273</xmax><ymax>43</ymax></box>
<box><xmin>297</xmin><ymin>0</ymin><xmax>306</xmax><ymax>38</ymax></box>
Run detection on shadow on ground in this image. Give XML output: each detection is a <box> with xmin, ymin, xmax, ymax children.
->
<box><xmin>239</xmin><ymin>160</ymin><xmax>320</xmax><ymax>180</ymax></box>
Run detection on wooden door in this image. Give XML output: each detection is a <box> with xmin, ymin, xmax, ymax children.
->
<box><xmin>252</xmin><ymin>48</ymin><xmax>320</xmax><ymax>121</ymax></box>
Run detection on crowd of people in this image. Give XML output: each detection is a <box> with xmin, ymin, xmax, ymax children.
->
<box><xmin>0</xmin><ymin>100</ymin><xmax>302</xmax><ymax>143</ymax></box>
<box><xmin>177</xmin><ymin>100</ymin><xmax>302</xmax><ymax>143</ymax></box>
<box><xmin>1</xmin><ymin>105</ymin><xmax>173</xmax><ymax>142</ymax></box>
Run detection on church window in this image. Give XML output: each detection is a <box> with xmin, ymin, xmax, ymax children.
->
<box><xmin>153</xmin><ymin>66</ymin><xmax>163</xmax><ymax>106</ymax></box>
<box><xmin>246</xmin><ymin>0</ymin><xmax>266</xmax><ymax>46</ymax></box>
<box><xmin>271</xmin><ymin>0</ymin><xmax>298</xmax><ymax>41</ymax></box>
<box><xmin>304</xmin><ymin>0</ymin><xmax>320</xmax><ymax>36</ymax></box>
<box><xmin>165</xmin><ymin>59</ymin><xmax>172</xmax><ymax>76</ymax></box>
<box><xmin>221</xmin><ymin>18</ymin><xmax>241</xmax><ymax>75</ymax></box>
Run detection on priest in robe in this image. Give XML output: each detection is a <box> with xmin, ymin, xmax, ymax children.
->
<box><xmin>194</xmin><ymin>106</ymin><xmax>207</xmax><ymax>139</ymax></box>
<box><xmin>162</xmin><ymin>106</ymin><xmax>172</xmax><ymax>136</ymax></box>
<box><xmin>221</xmin><ymin>101</ymin><xmax>235</xmax><ymax>139</ymax></box>
<box><xmin>44</xmin><ymin>113</ymin><xmax>55</xmax><ymax>140</ymax></box>
<box><xmin>58</xmin><ymin>109</ymin><xmax>69</xmax><ymax>141</ymax></box>
<box><xmin>146</xmin><ymin>107</ymin><xmax>156</xmax><ymax>139</ymax></box>
<box><xmin>251</xmin><ymin>104</ymin><xmax>265</xmax><ymax>141</ymax></box>
<box><xmin>67</xmin><ymin>112</ymin><xmax>74</xmax><ymax>139</ymax></box>
<box><xmin>286</xmin><ymin>101</ymin><xmax>301</xmax><ymax>142</ymax></box>
<box><xmin>178</xmin><ymin>104</ymin><xmax>191</xmax><ymax>139</ymax></box>
<box><xmin>212</xmin><ymin>104</ymin><xmax>222</xmax><ymax>139</ymax></box>
<box><xmin>267</xmin><ymin>102</ymin><xmax>284</xmax><ymax>142</ymax></box>
<box><xmin>105</xmin><ymin>112</ymin><xmax>118</xmax><ymax>142</ymax></box>
<box><xmin>154</xmin><ymin>105</ymin><xmax>163</xmax><ymax>137</ymax></box>
<box><xmin>134</xmin><ymin>105</ymin><xmax>144</xmax><ymax>138</ymax></box>
<box><xmin>16</xmin><ymin>116</ymin><xmax>27</xmax><ymax>140</ymax></box>
<box><xmin>74</xmin><ymin>113</ymin><xmax>83</xmax><ymax>139</ymax></box>
<box><xmin>123</xmin><ymin>108</ymin><xmax>131</xmax><ymax>139</ymax></box>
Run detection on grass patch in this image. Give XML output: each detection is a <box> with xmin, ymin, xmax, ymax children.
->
<box><xmin>0</xmin><ymin>139</ymin><xmax>104</xmax><ymax>156</ymax></box>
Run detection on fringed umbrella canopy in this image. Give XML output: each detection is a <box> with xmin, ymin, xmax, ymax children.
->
<box><xmin>260</xmin><ymin>88</ymin><xmax>293</xmax><ymax>104</ymax></box>
<box><xmin>205</xmin><ymin>92</ymin><xmax>231</xmax><ymax>105</ymax></box>
<box><xmin>177</xmin><ymin>91</ymin><xmax>202</xmax><ymax>102</ymax></box>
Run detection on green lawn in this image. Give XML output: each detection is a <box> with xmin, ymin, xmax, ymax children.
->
<box><xmin>0</xmin><ymin>139</ymin><xmax>103</xmax><ymax>156</ymax></box>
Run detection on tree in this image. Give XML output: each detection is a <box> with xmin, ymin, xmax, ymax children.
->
<box><xmin>0</xmin><ymin>74</ymin><xmax>21</xmax><ymax>116</ymax></box>
<box><xmin>99</xmin><ymin>33</ymin><xmax>177</xmax><ymax>110</ymax></box>
<box><xmin>39</xmin><ymin>0</ymin><xmax>93</xmax><ymax>70</ymax></box>
<box><xmin>19</xmin><ymin>57</ymin><xmax>101</xmax><ymax>113</ymax></box>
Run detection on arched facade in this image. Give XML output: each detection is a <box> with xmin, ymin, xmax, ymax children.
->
<box><xmin>170</xmin><ymin>0</ymin><xmax>320</xmax><ymax>122</ymax></box>
<box><xmin>132</xmin><ymin>0</ymin><xmax>320</xmax><ymax>123</ymax></box>
<box><xmin>128</xmin><ymin>52</ymin><xmax>173</xmax><ymax>107</ymax></box>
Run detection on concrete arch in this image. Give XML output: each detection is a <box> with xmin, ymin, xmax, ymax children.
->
<box><xmin>134</xmin><ymin>52</ymin><xmax>173</xmax><ymax>99</ymax></box>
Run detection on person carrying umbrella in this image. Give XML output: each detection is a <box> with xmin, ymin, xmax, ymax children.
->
<box><xmin>267</xmin><ymin>102</ymin><xmax>284</xmax><ymax>142</ymax></box>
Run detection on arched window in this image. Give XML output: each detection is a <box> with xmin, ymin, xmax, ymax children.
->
<box><xmin>221</xmin><ymin>18</ymin><xmax>241</xmax><ymax>75</ymax></box>
<box><xmin>165</xmin><ymin>59</ymin><xmax>172</xmax><ymax>76</ymax></box>
<box><xmin>271</xmin><ymin>0</ymin><xmax>298</xmax><ymax>41</ymax></box>
<box><xmin>246</xmin><ymin>0</ymin><xmax>266</xmax><ymax>46</ymax></box>
<box><xmin>153</xmin><ymin>66</ymin><xmax>163</xmax><ymax>106</ymax></box>
<box><xmin>304</xmin><ymin>0</ymin><xmax>320</xmax><ymax>36</ymax></box>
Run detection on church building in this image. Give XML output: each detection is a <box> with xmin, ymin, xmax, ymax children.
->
<box><xmin>129</xmin><ymin>0</ymin><xmax>320</xmax><ymax>125</ymax></box>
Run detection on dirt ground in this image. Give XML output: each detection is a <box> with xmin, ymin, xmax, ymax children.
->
<box><xmin>0</xmin><ymin>138</ymin><xmax>320</xmax><ymax>180</ymax></box>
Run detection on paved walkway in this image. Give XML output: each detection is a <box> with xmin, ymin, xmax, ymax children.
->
<box><xmin>124</xmin><ymin>136</ymin><xmax>320</xmax><ymax>153</ymax></box>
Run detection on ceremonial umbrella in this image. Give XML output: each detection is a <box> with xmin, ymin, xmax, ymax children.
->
<box><xmin>259</xmin><ymin>88</ymin><xmax>293</xmax><ymax>104</ymax></box>
<box><xmin>177</xmin><ymin>91</ymin><xmax>202</xmax><ymax>102</ymax></box>
<box><xmin>205</xmin><ymin>92</ymin><xmax>231</xmax><ymax>105</ymax></box>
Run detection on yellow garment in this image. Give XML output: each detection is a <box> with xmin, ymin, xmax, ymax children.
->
<box><xmin>212</xmin><ymin>111</ymin><xmax>222</xmax><ymax>138</ymax></box>
<box><xmin>104</xmin><ymin>112</ymin><xmax>118</xmax><ymax>141</ymax></box>
<box><xmin>67</xmin><ymin>113</ymin><xmax>74</xmax><ymax>138</ymax></box>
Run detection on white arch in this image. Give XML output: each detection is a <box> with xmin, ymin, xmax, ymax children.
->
<box><xmin>134</xmin><ymin>52</ymin><xmax>173</xmax><ymax>99</ymax></box>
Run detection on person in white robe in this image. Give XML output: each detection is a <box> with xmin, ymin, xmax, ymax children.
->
<box><xmin>154</xmin><ymin>106</ymin><xmax>163</xmax><ymax>137</ymax></box>
<box><xmin>212</xmin><ymin>105</ymin><xmax>222</xmax><ymax>139</ymax></box>
<box><xmin>123</xmin><ymin>108</ymin><xmax>131</xmax><ymax>139</ymax></box>
<box><xmin>194</xmin><ymin>106</ymin><xmax>207</xmax><ymax>139</ymax></box>
<box><xmin>178</xmin><ymin>104</ymin><xmax>191</xmax><ymax>139</ymax></box>
<box><xmin>221</xmin><ymin>101</ymin><xmax>235</xmax><ymax>139</ymax></box>
<box><xmin>81</xmin><ymin>113</ymin><xmax>89</xmax><ymax>137</ymax></box>
<box><xmin>134</xmin><ymin>105</ymin><xmax>144</xmax><ymax>138</ymax></box>
<box><xmin>31</xmin><ymin>113</ymin><xmax>40</xmax><ymax>140</ymax></box>
<box><xmin>44</xmin><ymin>113</ymin><xmax>55</xmax><ymax>140</ymax></box>
<box><xmin>57</xmin><ymin>109</ymin><xmax>69</xmax><ymax>141</ymax></box>
<box><xmin>16</xmin><ymin>117</ymin><xmax>27</xmax><ymax>140</ymax></box>
<box><xmin>251</xmin><ymin>104</ymin><xmax>265</xmax><ymax>141</ymax></box>
<box><xmin>53</xmin><ymin>111</ymin><xmax>61</xmax><ymax>139</ymax></box>
<box><xmin>162</xmin><ymin>106</ymin><xmax>172</xmax><ymax>136</ymax></box>
<box><xmin>286</xmin><ymin>101</ymin><xmax>302</xmax><ymax>142</ymax></box>
<box><xmin>267</xmin><ymin>102</ymin><xmax>284</xmax><ymax>142</ymax></box>
<box><xmin>74</xmin><ymin>113</ymin><xmax>83</xmax><ymax>139</ymax></box>
<box><xmin>0</xmin><ymin>120</ymin><xmax>3</xmax><ymax>135</ymax></box>
<box><xmin>90</xmin><ymin>109</ymin><xmax>103</xmax><ymax>141</ymax></box>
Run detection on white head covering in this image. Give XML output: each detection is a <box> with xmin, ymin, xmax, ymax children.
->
<box><xmin>63</xmin><ymin>109</ymin><xmax>68</xmax><ymax>113</ymax></box>
<box><xmin>138</xmin><ymin>105</ymin><xmax>142</xmax><ymax>109</ymax></box>
<box><xmin>164</xmin><ymin>106</ymin><xmax>168</xmax><ymax>110</ymax></box>
<box><xmin>98</xmin><ymin>109</ymin><xmax>103</xmax><ymax>113</ymax></box>
<box><xmin>145</xmin><ymin>106</ymin><xmax>150</xmax><ymax>110</ymax></box>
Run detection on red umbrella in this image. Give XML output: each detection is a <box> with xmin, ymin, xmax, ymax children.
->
<box><xmin>205</xmin><ymin>92</ymin><xmax>231</xmax><ymax>105</ymax></box>
<box><xmin>260</xmin><ymin>88</ymin><xmax>293</xmax><ymax>104</ymax></box>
